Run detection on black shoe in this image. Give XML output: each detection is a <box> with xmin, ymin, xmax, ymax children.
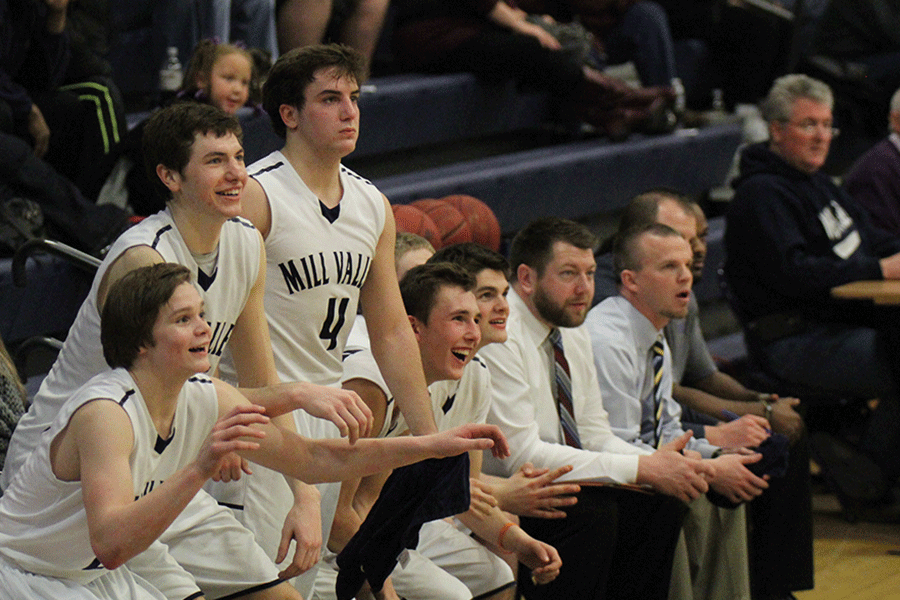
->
<box><xmin>810</xmin><ymin>431</ymin><xmax>888</xmax><ymax>518</ymax></box>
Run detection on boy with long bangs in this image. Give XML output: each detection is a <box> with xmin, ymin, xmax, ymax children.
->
<box><xmin>0</xmin><ymin>263</ymin><xmax>506</xmax><ymax>600</ymax></box>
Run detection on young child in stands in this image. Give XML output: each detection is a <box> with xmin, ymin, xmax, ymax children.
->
<box><xmin>177</xmin><ymin>39</ymin><xmax>256</xmax><ymax>115</ymax></box>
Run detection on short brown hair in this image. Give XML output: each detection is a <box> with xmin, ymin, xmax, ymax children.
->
<box><xmin>101</xmin><ymin>263</ymin><xmax>193</xmax><ymax>369</ymax></box>
<box><xmin>142</xmin><ymin>103</ymin><xmax>243</xmax><ymax>202</ymax></box>
<box><xmin>429</xmin><ymin>242</ymin><xmax>510</xmax><ymax>280</ymax></box>
<box><xmin>613</xmin><ymin>222</ymin><xmax>682</xmax><ymax>279</ymax></box>
<box><xmin>262</xmin><ymin>43</ymin><xmax>367</xmax><ymax>138</ymax></box>
<box><xmin>400</xmin><ymin>262</ymin><xmax>475</xmax><ymax>324</ymax></box>
<box><xmin>509</xmin><ymin>218</ymin><xmax>597</xmax><ymax>277</ymax></box>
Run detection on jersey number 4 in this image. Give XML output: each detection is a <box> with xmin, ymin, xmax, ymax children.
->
<box><xmin>320</xmin><ymin>297</ymin><xmax>350</xmax><ymax>350</ymax></box>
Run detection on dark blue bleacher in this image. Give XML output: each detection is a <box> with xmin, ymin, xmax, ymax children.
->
<box><xmin>1</xmin><ymin>254</ymin><xmax>92</xmax><ymax>346</ymax></box>
<box><xmin>379</xmin><ymin>124</ymin><xmax>742</xmax><ymax>234</ymax></box>
<box><xmin>242</xmin><ymin>73</ymin><xmax>554</xmax><ymax>163</ymax></box>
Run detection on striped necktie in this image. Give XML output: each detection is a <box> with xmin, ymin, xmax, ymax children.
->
<box><xmin>651</xmin><ymin>336</ymin><xmax>665</xmax><ymax>447</ymax></box>
<box><xmin>548</xmin><ymin>328</ymin><xmax>582</xmax><ymax>449</ymax></box>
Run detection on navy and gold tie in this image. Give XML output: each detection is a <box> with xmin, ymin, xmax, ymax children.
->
<box><xmin>651</xmin><ymin>337</ymin><xmax>665</xmax><ymax>447</ymax></box>
<box><xmin>548</xmin><ymin>328</ymin><xmax>582</xmax><ymax>449</ymax></box>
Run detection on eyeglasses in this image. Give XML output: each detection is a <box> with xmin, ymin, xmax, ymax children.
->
<box><xmin>782</xmin><ymin>120</ymin><xmax>840</xmax><ymax>137</ymax></box>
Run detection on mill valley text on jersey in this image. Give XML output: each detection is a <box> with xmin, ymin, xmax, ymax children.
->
<box><xmin>278</xmin><ymin>251</ymin><xmax>372</xmax><ymax>293</ymax></box>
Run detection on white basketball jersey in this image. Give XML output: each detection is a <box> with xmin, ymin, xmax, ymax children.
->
<box><xmin>244</xmin><ymin>151</ymin><xmax>386</xmax><ymax>386</ymax></box>
<box><xmin>341</xmin><ymin>347</ymin><xmax>491</xmax><ymax>437</ymax></box>
<box><xmin>2</xmin><ymin>209</ymin><xmax>260</xmax><ymax>488</ymax></box>
<box><xmin>428</xmin><ymin>356</ymin><xmax>492</xmax><ymax>431</ymax></box>
<box><xmin>0</xmin><ymin>370</ymin><xmax>218</xmax><ymax>584</ymax></box>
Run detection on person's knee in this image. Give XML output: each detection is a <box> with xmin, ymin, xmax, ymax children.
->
<box><xmin>623</xmin><ymin>0</ymin><xmax>668</xmax><ymax>30</ymax></box>
<box><xmin>248</xmin><ymin>581</ymin><xmax>304</xmax><ymax>599</ymax></box>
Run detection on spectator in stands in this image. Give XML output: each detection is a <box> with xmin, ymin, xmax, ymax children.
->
<box><xmin>479</xmin><ymin>216</ymin><xmax>712</xmax><ymax>600</ymax></box>
<box><xmin>0</xmin><ymin>0</ymin><xmax>119</xmax><ymax>201</ymax></box>
<box><xmin>390</xmin><ymin>0</ymin><xmax>677</xmax><ymax>139</ymax></box>
<box><xmin>123</xmin><ymin>39</ymin><xmax>260</xmax><ymax>216</ymax></box>
<box><xmin>844</xmin><ymin>86</ymin><xmax>900</xmax><ymax>237</ymax></box>
<box><xmin>1</xmin><ymin>0</ymin><xmax>69</xmax><ymax>159</ymax></box>
<box><xmin>0</xmin><ymin>334</ymin><xmax>24</xmax><ymax>468</ymax></box>
<box><xmin>0</xmin><ymin>130</ymin><xmax>128</xmax><ymax>255</ymax></box>
<box><xmin>62</xmin><ymin>0</ymin><xmax>127</xmax><ymax>201</ymax></box>
<box><xmin>275</xmin><ymin>0</ymin><xmax>389</xmax><ymax>70</ymax></box>
<box><xmin>656</xmin><ymin>0</ymin><xmax>795</xmax><ymax>108</ymax></box>
<box><xmin>109</xmin><ymin>1</ymin><xmax>276</xmax><ymax>103</ymax></box>
<box><xmin>515</xmin><ymin>0</ymin><xmax>685</xmax><ymax>104</ymax></box>
<box><xmin>212</xmin><ymin>0</ymin><xmax>279</xmax><ymax>59</ymax></box>
<box><xmin>724</xmin><ymin>73</ymin><xmax>900</xmax><ymax>519</ymax></box>
<box><xmin>812</xmin><ymin>0</ymin><xmax>900</xmax><ymax>119</ymax></box>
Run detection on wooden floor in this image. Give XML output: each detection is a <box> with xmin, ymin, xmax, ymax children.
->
<box><xmin>795</xmin><ymin>490</ymin><xmax>900</xmax><ymax>600</ymax></box>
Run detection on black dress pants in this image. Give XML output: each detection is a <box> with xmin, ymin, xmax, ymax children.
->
<box><xmin>519</xmin><ymin>485</ymin><xmax>688</xmax><ymax>600</ymax></box>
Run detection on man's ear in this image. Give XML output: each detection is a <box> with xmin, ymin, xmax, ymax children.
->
<box><xmin>517</xmin><ymin>263</ymin><xmax>536</xmax><ymax>296</ymax></box>
<box><xmin>279</xmin><ymin>104</ymin><xmax>299</xmax><ymax>131</ymax></box>
<box><xmin>769</xmin><ymin>120</ymin><xmax>784</xmax><ymax>146</ymax></box>
<box><xmin>156</xmin><ymin>164</ymin><xmax>181</xmax><ymax>193</ymax></box>
<box><xmin>620</xmin><ymin>269</ymin><xmax>639</xmax><ymax>294</ymax></box>
<box><xmin>408</xmin><ymin>314</ymin><xmax>422</xmax><ymax>338</ymax></box>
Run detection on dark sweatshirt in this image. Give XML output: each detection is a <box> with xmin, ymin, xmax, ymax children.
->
<box><xmin>0</xmin><ymin>0</ymin><xmax>70</xmax><ymax>126</ymax></box>
<box><xmin>724</xmin><ymin>142</ymin><xmax>900</xmax><ymax>323</ymax></box>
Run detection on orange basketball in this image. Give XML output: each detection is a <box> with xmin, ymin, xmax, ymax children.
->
<box><xmin>410</xmin><ymin>198</ymin><xmax>472</xmax><ymax>248</ymax></box>
<box><xmin>441</xmin><ymin>194</ymin><xmax>501</xmax><ymax>252</ymax></box>
<box><xmin>392</xmin><ymin>203</ymin><xmax>441</xmax><ymax>249</ymax></box>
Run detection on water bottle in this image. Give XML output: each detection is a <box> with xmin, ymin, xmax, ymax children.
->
<box><xmin>707</xmin><ymin>88</ymin><xmax>728</xmax><ymax>125</ymax></box>
<box><xmin>159</xmin><ymin>47</ymin><xmax>183</xmax><ymax>103</ymax></box>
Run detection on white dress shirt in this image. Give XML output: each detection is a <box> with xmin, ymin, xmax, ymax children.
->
<box><xmin>585</xmin><ymin>296</ymin><xmax>718</xmax><ymax>458</ymax></box>
<box><xmin>479</xmin><ymin>289</ymin><xmax>646</xmax><ymax>484</ymax></box>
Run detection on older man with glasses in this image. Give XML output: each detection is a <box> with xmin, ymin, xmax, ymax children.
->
<box><xmin>724</xmin><ymin>74</ymin><xmax>900</xmax><ymax>523</ymax></box>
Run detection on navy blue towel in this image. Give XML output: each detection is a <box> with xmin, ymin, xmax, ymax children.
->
<box><xmin>336</xmin><ymin>454</ymin><xmax>471</xmax><ymax>600</ymax></box>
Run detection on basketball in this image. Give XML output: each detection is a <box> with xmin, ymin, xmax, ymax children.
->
<box><xmin>441</xmin><ymin>194</ymin><xmax>501</xmax><ymax>252</ymax></box>
<box><xmin>410</xmin><ymin>198</ymin><xmax>472</xmax><ymax>248</ymax></box>
<box><xmin>392</xmin><ymin>203</ymin><xmax>442</xmax><ymax>249</ymax></box>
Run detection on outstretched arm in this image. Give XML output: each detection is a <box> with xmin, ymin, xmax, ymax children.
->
<box><xmin>215</xmin><ymin>379</ymin><xmax>508</xmax><ymax>484</ymax></box>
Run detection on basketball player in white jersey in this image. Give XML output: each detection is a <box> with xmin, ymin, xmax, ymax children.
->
<box><xmin>1</xmin><ymin>103</ymin><xmax>374</xmax><ymax>596</ymax></box>
<box><xmin>0</xmin><ymin>263</ymin><xmax>506</xmax><ymax>600</ymax></box>
<box><xmin>319</xmin><ymin>264</ymin><xmax>563</xmax><ymax>600</ymax></box>
<box><xmin>235</xmin><ymin>44</ymin><xmax>439</xmax><ymax>591</ymax></box>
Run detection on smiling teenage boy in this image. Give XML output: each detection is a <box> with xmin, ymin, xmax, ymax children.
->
<box><xmin>0</xmin><ymin>263</ymin><xmax>505</xmax><ymax>600</ymax></box>
<box><xmin>321</xmin><ymin>262</ymin><xmax>560</xmax><ymax>600</ymax></box>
